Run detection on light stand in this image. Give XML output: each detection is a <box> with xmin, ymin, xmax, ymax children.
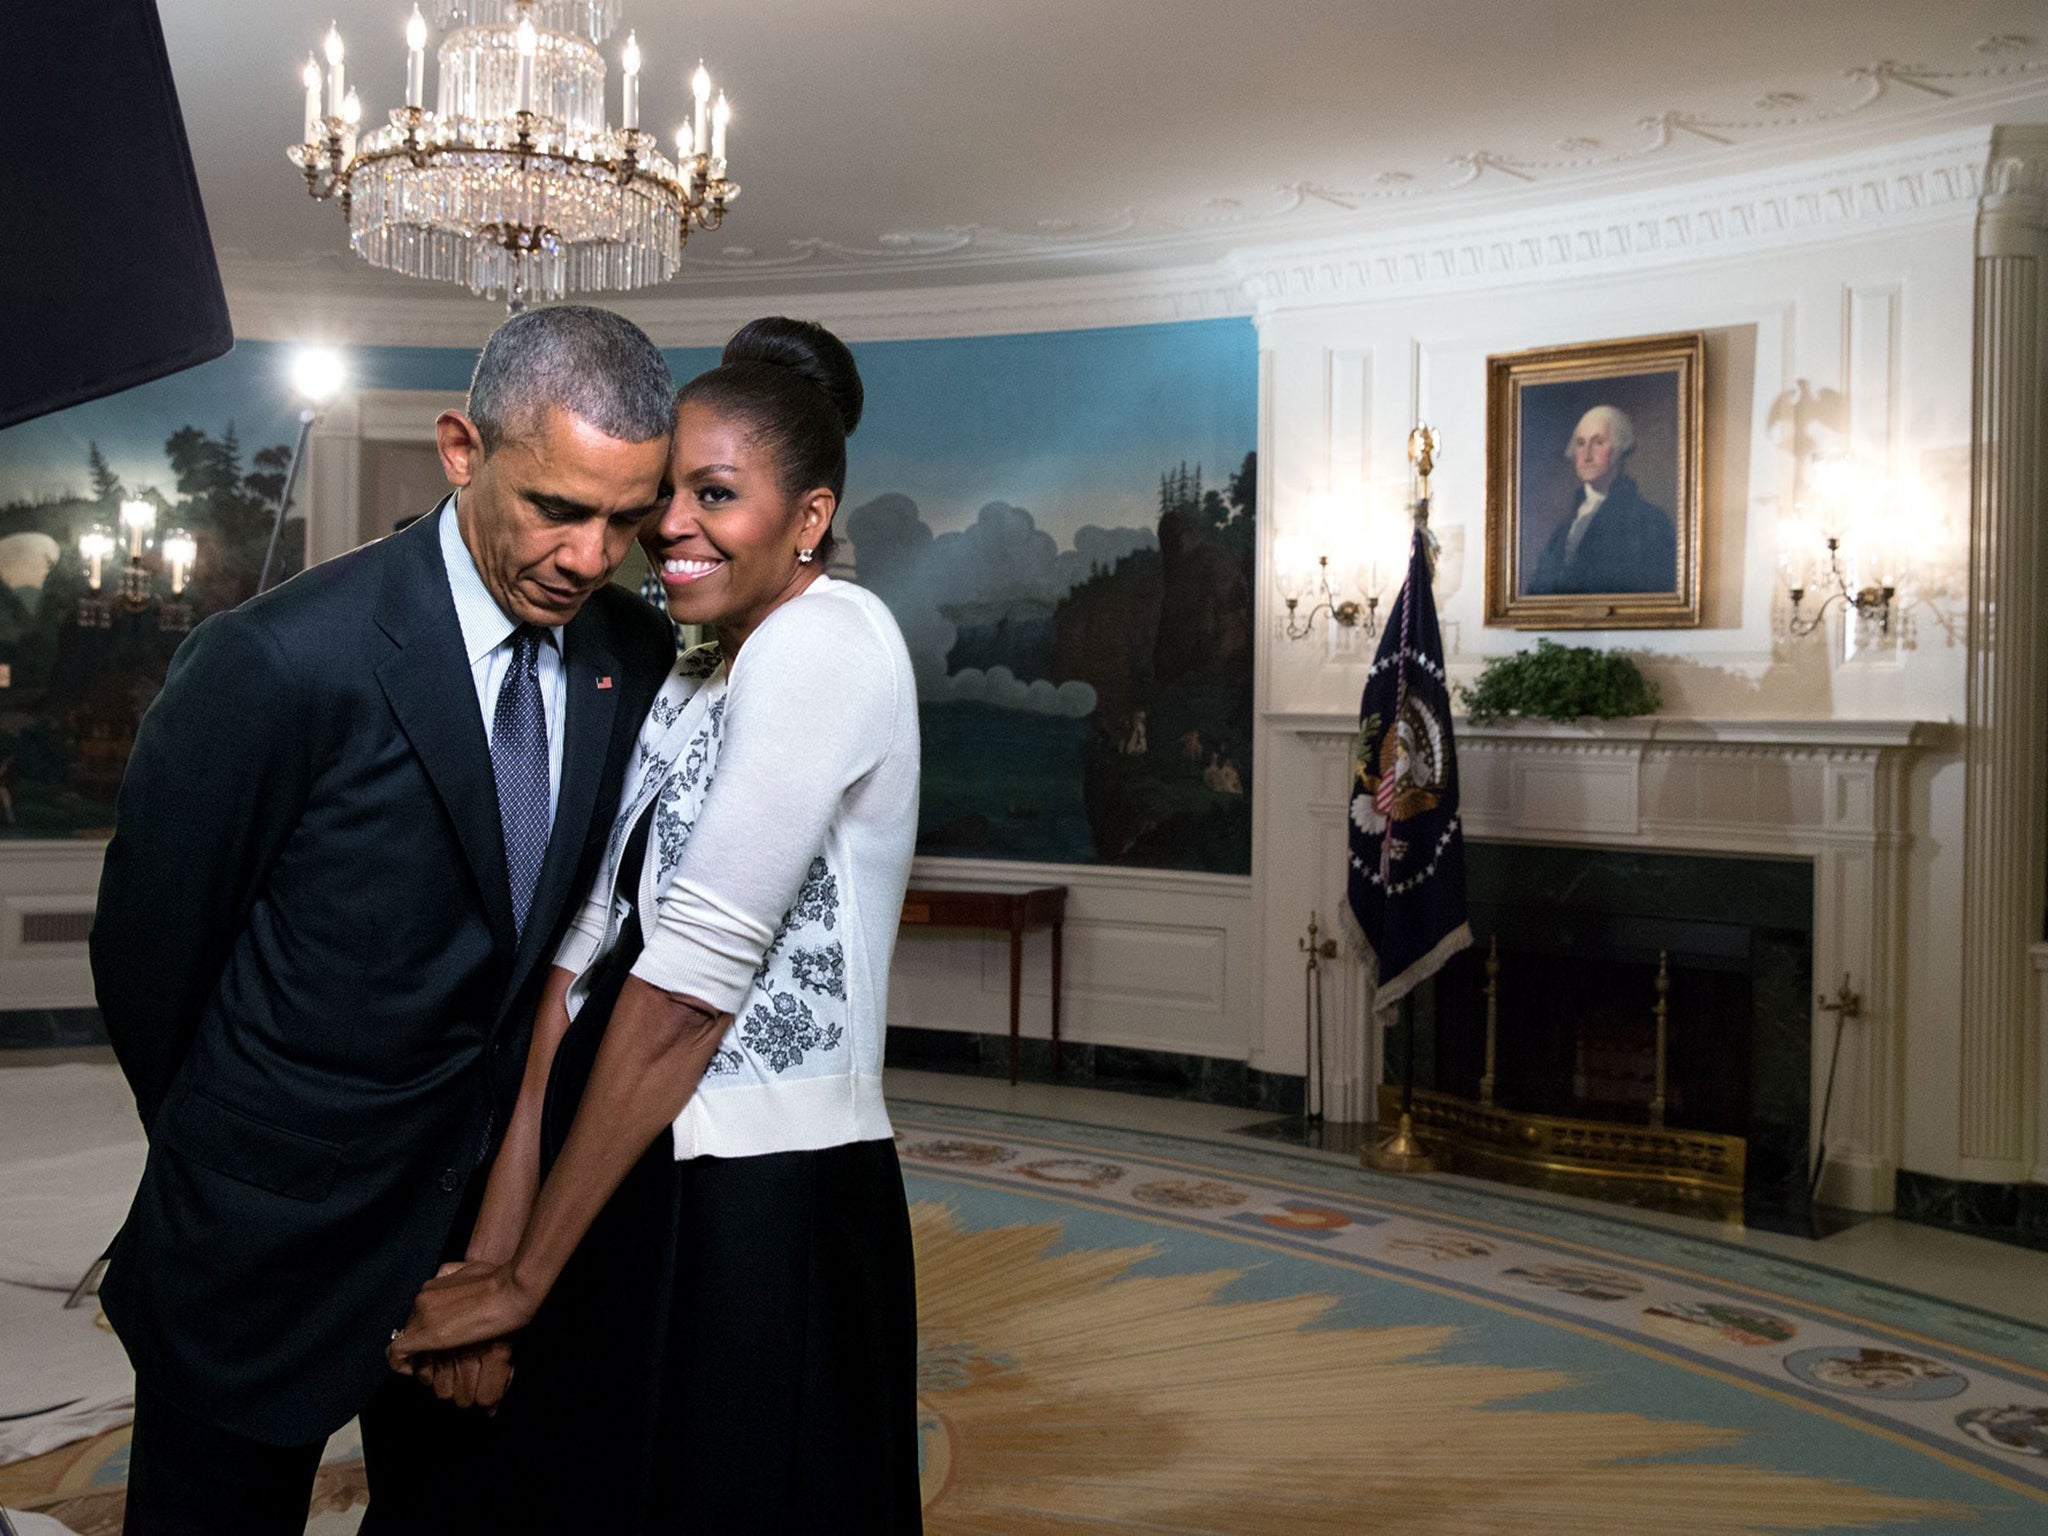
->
<box><xmin>257</xmin><ymin>348</ymin><xmax>347</xmax><ymax>596</ymax></box>
<box><xmin>258</xmin><ymin>407</ymin><xmax>317</xmax><ymax>596</ymax></box>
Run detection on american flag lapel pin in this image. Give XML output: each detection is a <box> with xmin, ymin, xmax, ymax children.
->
<box><xmin>596</xmin><ymin>675</ymin><xmax>614</xmax><ymax>690</ymax></box>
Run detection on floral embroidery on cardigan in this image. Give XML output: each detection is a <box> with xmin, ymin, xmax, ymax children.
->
<box><xmin>598</xmin><ymin>651</ymin><xmax>850</xmax><ymax>1081</ymax></box>
<box><xmin>789</xmin><ymin>943</ymin><xmax>847</xmax><ymax>999</ymax></box>
<box><xmin>740</xmin><ymin>991</ymin><xmax>844</xmax><ymax>1072</ymax></box>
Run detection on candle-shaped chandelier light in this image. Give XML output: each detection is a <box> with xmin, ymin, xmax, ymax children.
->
<box><xmin>288</xmin><ymin>1</ymin><xmax>741</xmax><ymax>309</ymax></box>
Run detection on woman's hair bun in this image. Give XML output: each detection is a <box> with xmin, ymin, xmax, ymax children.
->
<box><xmin>722</xmin><ymin>316</ymin><xmax>864</xmax><ymax>438</ymax></box>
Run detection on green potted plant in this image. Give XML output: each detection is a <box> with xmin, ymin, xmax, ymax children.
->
<box><xmin>1456</xmin><ymin>639</ymin><xmax>1661</xmax><ymax>725</ymax></box>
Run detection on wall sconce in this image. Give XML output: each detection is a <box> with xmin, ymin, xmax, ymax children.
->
<box><xmin>1277</xmin><ymin>542</ymin><xmax>1375</xmax><ymax>638</ymax></box>
<box><xmin>76</xmin><ymin>501</ymin><xmax>196</xmax><ymax>633</ymax></box>
<box><xmin>1277</xmin><ymin>489</ymin><xmax>1410</xmax><ymax>642</ymax></box>
<box><xmin>1776</xmin><ymin>455</ymin><xmax>1907</xmax><ymax>641</ymax></box>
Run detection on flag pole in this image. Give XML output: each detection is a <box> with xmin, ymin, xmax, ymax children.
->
<box><xmin>1362</xmin><ymin>424</ymin><xmax>1444</xmax><ymax>1176</ymax></box>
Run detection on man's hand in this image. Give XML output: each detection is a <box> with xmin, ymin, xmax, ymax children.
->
<box><xmin>388</xmin><ymin>1259</ymin><xmax>539</xmax><ymax>1397</ymax></box>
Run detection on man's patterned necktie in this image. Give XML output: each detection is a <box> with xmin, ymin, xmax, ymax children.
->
<box><xmin>491</xmin><ymin>624</ymin><xmax>552</xmax><ymax>938</ymax></box>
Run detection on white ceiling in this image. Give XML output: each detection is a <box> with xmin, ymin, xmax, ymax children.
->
<box><xmin>163</xmin><ymin>0</ymin><xmax>2048</xmax><ymax>298</ymax></box>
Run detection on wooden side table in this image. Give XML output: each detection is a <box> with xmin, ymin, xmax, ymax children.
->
<box><xmin>899</xmin><ymin>885</ymin><xmax>1068</xmax><ymax>1084</ymax></box>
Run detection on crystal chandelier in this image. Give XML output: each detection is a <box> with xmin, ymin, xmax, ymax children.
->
<box><xmin>288</xmin><ymin>0</ymin><xmax>739</xmax><ymax>308</ymax></box>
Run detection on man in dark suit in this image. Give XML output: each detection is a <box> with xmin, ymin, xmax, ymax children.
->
<box><xmin>91</xmin><ymin>306</ymin><xmax>680</xmax><ymax>1535</ymax></box>
<box><xmin>1526</xmin><ymin>404</ymin><xmax>1677</xmax><ymax>596</ymax></box>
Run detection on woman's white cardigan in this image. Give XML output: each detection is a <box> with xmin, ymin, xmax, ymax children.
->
<box><xmin>552</xmin><ymin>577</ymin><xmax>920</xmax><ymax>1160</ymax></box>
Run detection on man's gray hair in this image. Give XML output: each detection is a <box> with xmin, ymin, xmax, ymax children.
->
<box><xmin>467</xmin><ymin>305</ymin><xmax>675</xmax><ymax>452</ymax></box>
<box><xmin>1564</xmin><ymin>404</ymin><xmax>1637</xmax><ymax>462</ymax></box>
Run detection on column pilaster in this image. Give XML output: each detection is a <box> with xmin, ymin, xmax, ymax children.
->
<box><xmin>1960</xmin><ymin>128</ymin><xmax>2048</xmax><ymax>1176</ymax></box>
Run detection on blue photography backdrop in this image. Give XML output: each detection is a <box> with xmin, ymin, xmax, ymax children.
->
<box><xmin>0</xmin><ymin>318</ymin><xmax>1257</xmax><ymax>873</ymax></box>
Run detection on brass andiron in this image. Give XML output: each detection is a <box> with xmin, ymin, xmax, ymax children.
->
<box><xmin>1478</xmin><ymin>935</ymin><xmax>1500</xmax><ymax>1108</ymax></box>
<box><xmin>1298</xmin><ymin>913</ymin><xmax>1338</xmax><ymax>1123</ymax></box>
<box><xmin>1649</xmin><ymin>950</ymin><xmax>1670</xmax><ymax>1130</ymax></box>
<box><xmin>1362</xmin><ymin>1109</ymin><xmax>1436</xmax><ymax>1173</ymax></box>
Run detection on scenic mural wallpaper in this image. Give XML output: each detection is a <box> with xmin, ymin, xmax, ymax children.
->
<box><xmin>0</xmin><ymin>319</ymin><xmax>1258</xmax><ymax>874</ymax></box>
<box><xmin>843</xmin><ymin>320</ymin><xmax>1258</xmax><ymax>874</ymax></box>
<box><xmin>0</xmin><ymin>341</ymin><xmax>483</xmax><ymax>841</ymax></box>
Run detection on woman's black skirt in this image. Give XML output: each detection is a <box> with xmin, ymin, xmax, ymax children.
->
<box><xmin>492</xmin><ymin>932</ymin><xmax>923</xmax><ymax>1534</ymax></box>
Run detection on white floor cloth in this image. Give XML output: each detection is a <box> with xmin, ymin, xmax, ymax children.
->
<box><xmin>0</xmin><ymin>1062</ymin><xmax>143</xmax><ymax>1469</ymax></box>
<box><xmin>3</xmin><ymin>1509</ymin><xmax>86</xmax><ymax>1535</ymax></box>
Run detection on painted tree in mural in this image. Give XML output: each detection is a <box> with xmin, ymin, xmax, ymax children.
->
<box><xmin>1062</xmin><ymin>452</ymin><xmax>1255</xmax><ymax>871</ymax></box>
<box><xmin>164</xmin><ymin>423</ymin><xmax>301</xmax><ymax>604</ymax></box>
<box><xmin>0</xmin><ymin>424</ymin><xmax>295</xmax><ymax>836</ymax></box>
<box><xmin>86</xmin><ymin>441</ymin><xmax>122</xmax><ymax>506</ymax></box>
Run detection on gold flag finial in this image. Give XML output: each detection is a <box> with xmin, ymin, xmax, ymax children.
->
<box><xmin>1407</xmin><ymin>422</ymin><xmax>1441</xmax><ymax>486</ymax></box>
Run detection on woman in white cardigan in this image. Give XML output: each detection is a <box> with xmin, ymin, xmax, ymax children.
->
<box><xmin>390</xmin><ymin>318</ymin><xmax>923</xmax><ymax>1533</ymax></box>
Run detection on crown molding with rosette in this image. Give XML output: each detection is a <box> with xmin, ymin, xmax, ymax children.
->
<box><xmin>675</xmin><ymin>45</ymin><xmax>2048</xmax><ymax>282</ymax></box>
<box><xmin>219</xmin><ymin>255</ymin><xmax>1254</xmax><ymax>349</ymax></box>
<box><xmin>1226</xmin><ymin>126</ymin><xmax>2009</xmax><ymax>317</ymax></box>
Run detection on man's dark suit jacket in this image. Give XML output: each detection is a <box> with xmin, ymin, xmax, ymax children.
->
<box><xmin>1526</xmin><ymin>474</ymin><xmax>1678</xmax><ymax>596</ymax></box>
<box><xmin>92</xmin><ymin>507</ymin><xmax>674</xmax><ymax>1446</ymax></box>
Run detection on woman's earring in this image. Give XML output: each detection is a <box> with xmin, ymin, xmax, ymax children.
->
<box><xmin>796</xmin><ymin>547</ymin><xmax>816</xmax><ymax>565</ymax></box>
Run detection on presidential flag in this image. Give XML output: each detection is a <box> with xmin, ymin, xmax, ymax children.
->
<box><xmin>1344</xmin><ymin>526</ymin><xmax>1472</xmax><ymax>1010</ymax></box>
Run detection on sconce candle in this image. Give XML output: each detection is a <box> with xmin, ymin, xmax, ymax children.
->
<box><xmin>712</xmin><ymin>91</ymin><xmax>729</xmax><ymax>165</ymax></box>
<box><xmin>78</xmin><ymin>525</ymin><xmax>114</xmax><ymax>593</ymax></box>
<box><xmin>692</xmin><ymin>62</ymin><xmax>711</xmax><ymax>155</ymax></box>
<box><xmin>162</xmin><ymin>529</ymin><xmax>197</xmax><ymax>596</ymax></box>
<box><xmin>119</xmin><ymin>499</ymin><xmax>156</xmax><ymax>561</ymax></box>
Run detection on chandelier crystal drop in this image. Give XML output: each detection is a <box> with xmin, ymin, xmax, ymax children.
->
<box><xmin>288</xmin><ymin>0</ymin><xmax>739</xmax><ymax>309</ymax></box>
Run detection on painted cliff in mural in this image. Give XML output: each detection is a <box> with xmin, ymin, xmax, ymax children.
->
<box><xmin>847</xmin><ymin>457</ymin><xmax>1254</xmax><ymax>873</ymax></box>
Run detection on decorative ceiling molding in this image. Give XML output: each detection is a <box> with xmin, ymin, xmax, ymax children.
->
<box><xmin>218</xmin><ymin>256</ymin><xmax>1254</xmax><ymax>348</ymax></box>
<box><xmin>649</xmin><ymin>40</ymin><xmax>2048</xmax><ymax>282</ymax></box>
<box><xmin>223</xmin><ymin>124</ymin><xmax>2020</xmax><ymax>344</ymax></box>
<box><xmin>1228</xmin><ymin>126</ymin><xmax>2003</xmax><ymax>316</ymax></box>
<box><xmin>247</xmin><ymin>35</ymin><xmax>2048</xmax><ymax>292</ymax></box>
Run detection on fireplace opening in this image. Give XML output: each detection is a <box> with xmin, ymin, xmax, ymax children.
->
<box><xmin>1397</xmin><ymin>843</ymin><xmax>1814</xmax><ymax>1216</ymax></box>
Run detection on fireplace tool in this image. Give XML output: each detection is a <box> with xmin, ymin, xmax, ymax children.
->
<box><xmin>1297</xmin><ymin>913</ymin><xmax>1337</xmax><ymax>1122</ymax></box>
<box><xmin>1808</xmin><ymin>975</ymin><xmax>1862</xmax><ymax>1210</ymax></box>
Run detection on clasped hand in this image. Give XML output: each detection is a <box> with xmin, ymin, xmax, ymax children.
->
<box><xmin>386</xmin><ymin>1259</ymin><xmax>541</xmax><ymax>1411</ymax></box>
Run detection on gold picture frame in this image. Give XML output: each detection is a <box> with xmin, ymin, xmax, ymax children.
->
<box><xmin>1484</xmin><ymin>331</ymin><xmax>1704</xmax><ymax>629</ymax></box>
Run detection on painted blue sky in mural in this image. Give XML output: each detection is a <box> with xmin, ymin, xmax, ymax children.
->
<box><xmin>846</xmin><ymin>321</ymin><xmax>1257</xmax><ymax>546</ymax></box>
<box><xmin>0</xmin><ymin>341</ymin><xmax>482</xmax><ymax>505</ymax></box>
<box><xmin>1</xmin><ymin>321</ymin><xmax>1256</xmax><ymax>541</ymax></box>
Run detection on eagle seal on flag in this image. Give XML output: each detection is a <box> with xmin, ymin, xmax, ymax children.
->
<box><xmin>1344</xmin><ymin>526</ymin><xmax>1472</xmax><ymax>1012</ymax></box>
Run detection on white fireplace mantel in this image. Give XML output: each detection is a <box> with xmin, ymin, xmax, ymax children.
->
<box><xmin>1275</xmin><ymin>711</ymin><xmax>1946</xmax><ymax>1212</ymax></box>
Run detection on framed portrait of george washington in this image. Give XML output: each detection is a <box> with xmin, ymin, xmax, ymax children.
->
<box><xmin>1484</xmin><ymin>331</ymin><xmax>1704</xmax><ymax>629</ymax></box>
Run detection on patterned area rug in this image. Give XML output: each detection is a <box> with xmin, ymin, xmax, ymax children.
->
<box><xmin>7</xmin><ymin>1101</ymin><xmax>2048</xmax><ymax>1533</ymax></box>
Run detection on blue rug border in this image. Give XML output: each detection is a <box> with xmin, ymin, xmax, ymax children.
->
<box><xmin>890</xmin><ymin>1098</ymin><xmax>2048</xmax><ymax>1365</ymax></box>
